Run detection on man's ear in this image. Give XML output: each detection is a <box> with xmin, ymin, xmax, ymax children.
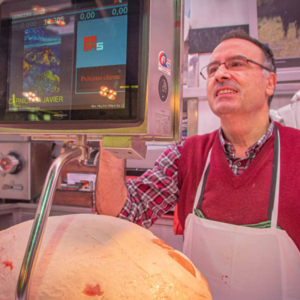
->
<box><xmin>266</xmin><ymin>72</ymin><xmax>277</xmax><ymax>97</ymax></box>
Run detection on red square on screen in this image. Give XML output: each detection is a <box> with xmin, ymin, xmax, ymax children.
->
<box><xmin>83</xmin><ymin>36</ymin><xmax>90</xmax><ymax>44</ymax></box>
<box><xmin>90</xmin><ymin>36</ymin><xmax>97</xmax><ymax>43</ymax></box>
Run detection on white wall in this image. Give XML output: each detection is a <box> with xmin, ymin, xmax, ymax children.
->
<box><xmin>190</xmin><ymin>0</ymin><xmax>250</xmax><ymax>29</ymax></box>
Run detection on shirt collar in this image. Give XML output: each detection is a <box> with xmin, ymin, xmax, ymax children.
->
<box><xmin>219</xmin><ymin>121</ymin><xmax>274</xmax><ymax>159</ymax></box>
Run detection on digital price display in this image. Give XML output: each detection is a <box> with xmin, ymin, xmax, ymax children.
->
<box><xmin>0</xmin><ymin>0</ymin><xmax>142</xmax><ymax>128</ymax></box>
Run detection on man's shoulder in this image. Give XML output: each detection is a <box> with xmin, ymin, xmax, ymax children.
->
<box><xmin>276</xmin><ymin>122</ymin><xmax>300</xmax><ymax>141</ymax></box>
<box><xmin>177</xmin><ymin>130</ymin><xmax>219</xmax><ymax>162</ymax></box>
<box><xmin>183</xmin><ymin>130</ymin><xmax>219</xmax><ymax>147</ymax></box>
<box><xmin>275</xmin><ymin>123</ymin><xmax>300</xmax><ymax>160</ymax></box>
<box><xmin>165</xmin><ymin>129</ymin><xmax>219</xmax><ymax>159</ymax></box>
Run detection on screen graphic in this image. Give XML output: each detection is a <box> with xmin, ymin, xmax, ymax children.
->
<box><xmin>6</xmin><ymin>1</ymin><xmax>130</xmax><ymax>114</ymax></box>
<box><xmin>74</xmin><ymin>15</ymin><xmax>127</xmax><ymax>109</ymax></box>
<box><xmin>23</xmin><ymin>26</ymin><xmax>61</xmax><ymax>101</ymax></box>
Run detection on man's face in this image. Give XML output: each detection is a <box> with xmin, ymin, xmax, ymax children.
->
<box><xmin>206</xmin><ymin>38</ymin><xmax>275</xmax><ymax>118</ymax></box>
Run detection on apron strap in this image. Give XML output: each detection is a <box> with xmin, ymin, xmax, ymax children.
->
<box><xmin>193</xmin><ymin>148</ymin><xmax>212</xmax><ymax>211</ymax></box>
<box><xmin>196</xmin><ymin>163</ymin><xmax>210</xmax><ymax>211</ymax></box>
<box><xmin>195</xmin><ymin>125</ymin><xmax>280</xmax><ymax>228</ymax></box>
<box><xmin>270</xmin><ymin>125</ymin><xmax>280</xmax><ymax>228</ymax></box>
<box><xmin>268</xmin><ymin>124</ymin><xmax>278</xmax><ymax>220</ymax></box>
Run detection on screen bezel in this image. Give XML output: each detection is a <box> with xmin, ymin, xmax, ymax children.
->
<box><xmin>0</xmin><ymin>0</ymin><xmax>146</xmax><ymax>130</ymax></box>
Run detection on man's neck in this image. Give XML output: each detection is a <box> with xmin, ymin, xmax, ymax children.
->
<box><xmin>220</xmin><ymin>115</ymin><xmax>271</xmax><ymax>158</ymax></box>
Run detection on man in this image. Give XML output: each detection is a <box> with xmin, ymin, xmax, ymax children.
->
<box><xmin>96</xmin><ymin>30</ymin><xmax>300</xmax><ymax>299</ymax></box>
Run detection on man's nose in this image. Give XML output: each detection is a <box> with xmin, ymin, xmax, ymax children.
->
<box><xmin>214</xmin><ymin>63</ymin><xmax>231</xmax><ymax>81</ymax></box>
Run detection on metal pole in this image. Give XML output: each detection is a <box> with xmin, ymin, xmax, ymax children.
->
<box><xmin>187</xmin><ymin>98</ymin><xmax>198</xmax><ymax>137</ymax></box>
<box><xmin>16</xmin><ymin>145</ymin><xmax>84</xmax><ymax>300</ymax></box>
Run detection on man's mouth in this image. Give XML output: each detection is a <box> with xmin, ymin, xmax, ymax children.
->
<box><xmin>216</xmin><ymin>89</ymin><xmax>238</xmax><ymax>97</ymax></box>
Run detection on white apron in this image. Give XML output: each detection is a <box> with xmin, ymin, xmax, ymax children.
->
<box><xmin>183</xmin><ymin>126</ymin><xmax>300</xmax><ymax>300</ymax></box>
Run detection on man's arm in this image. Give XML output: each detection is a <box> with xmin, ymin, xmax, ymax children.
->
<box><xmin>95</xmin><ymin>143</ymin><xmax>127</xmax><ymax>216</ymax></box>
<box><xmin>96</xmin><ymin>139</ymin><xmax>185</xmax><ymax>228</ymax></box>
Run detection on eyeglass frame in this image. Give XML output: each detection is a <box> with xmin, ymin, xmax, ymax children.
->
<box><xmin>200</xmin><ymin>55</ymin><xmax>273</xmax><ymax>80</ymax></box>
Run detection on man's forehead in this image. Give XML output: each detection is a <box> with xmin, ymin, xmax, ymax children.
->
<box><xmin>210</xmin><ymin>38</ymin><xmax>263</xmax><ymax>62</ymax></box>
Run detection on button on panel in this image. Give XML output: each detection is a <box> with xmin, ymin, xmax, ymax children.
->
<box><xmin>13</xmin><ymin>185</ymin><xmax>23</xmax><ymax>190</ymax></box>
<box><xmin>2</xmin><ymin>184</ymin><xmax>23</xmax><ymax>190</ymax></box>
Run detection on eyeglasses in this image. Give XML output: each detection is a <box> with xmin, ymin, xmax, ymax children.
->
<box><xmin>200</xmin><ymin>55</ymin><xmax>273</xmax><ymax>80</ymax></box>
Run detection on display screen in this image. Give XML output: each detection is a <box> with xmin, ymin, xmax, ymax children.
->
<box><xmin>0</xmin><ymin>0</ymin><xmax>143</xmax><ymax>126</ymax></box>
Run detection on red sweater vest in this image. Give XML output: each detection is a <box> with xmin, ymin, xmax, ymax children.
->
<box><xmin>177</xmin><ymin>122</ymin><xmax>300</xmax><ymax>251</ymax></box>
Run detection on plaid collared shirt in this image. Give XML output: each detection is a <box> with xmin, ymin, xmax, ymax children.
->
<box><xmin>219</xmin><ymin>121</ymin><xmax>274</xmax><ymax>176</ymax></box>
<box><xmin>118</xmin><ymin>122</ymin><xmax>275</xmax><ymax>228</ymax></box>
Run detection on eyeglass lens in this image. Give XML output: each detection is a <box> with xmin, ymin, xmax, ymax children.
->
<box><xmin>204</xmin><ymin>57</ymin><xmax>248</xmax><ymax>79</ymax></box>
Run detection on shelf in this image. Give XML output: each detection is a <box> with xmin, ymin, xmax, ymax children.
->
<box><xmin>53</xmin><ymin>190</ymin><xmax>93</xmax><ymax>208</ymax></box>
